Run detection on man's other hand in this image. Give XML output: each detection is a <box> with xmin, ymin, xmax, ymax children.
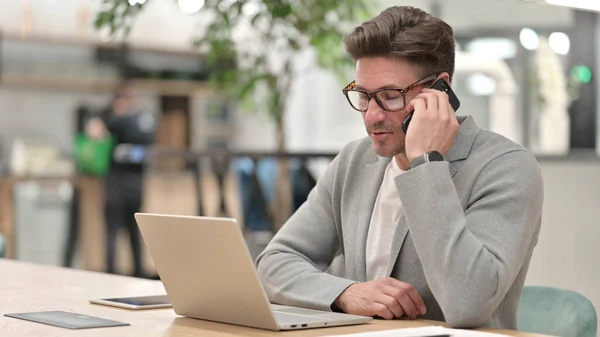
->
<box><xmin>333</xmin><ymin>277</ymin><xmax>426</xmax><ymax>320</ymax></box>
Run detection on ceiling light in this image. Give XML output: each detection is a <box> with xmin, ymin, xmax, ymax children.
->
<box><xmin>178</xmin><ymin>0</ymin><xmax>205</xmax><ymax>14</ymax></box>
<box><xmin>549</xmin><ymin>32</ymin><xmax>570</xmax><ymax>55</ymax></box>
<box><xmin>519</xmin><ymin>28</ymin><xmax>539</xmax><ymax>51</ymax></box>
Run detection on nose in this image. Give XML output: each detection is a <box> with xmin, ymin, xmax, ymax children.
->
<box><xmin>363</xmin><ymin>98</ymin><xmax>387</xmax><ymax>125</ymax></box>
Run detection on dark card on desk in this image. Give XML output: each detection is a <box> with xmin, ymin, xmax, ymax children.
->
<box><xmin>4</xmin><ymin>310</ymin><xmax>129</xmax><ymax>329</ymax></box>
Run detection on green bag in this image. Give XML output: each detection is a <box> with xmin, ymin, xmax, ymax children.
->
<box><xmin>74</xmin><ymin>133</ymin><xmax>115</xmax><ymax>175</ymax></box>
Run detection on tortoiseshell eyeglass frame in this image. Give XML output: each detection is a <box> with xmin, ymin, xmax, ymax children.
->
<box><xmin>342</xmin><ymin>74</ymin><xmax>438</xmax><ymax>112</ymax></box>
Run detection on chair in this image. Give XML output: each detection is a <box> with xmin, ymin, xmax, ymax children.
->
<box><xmin>517</xmin><ymin>286</ymin><xmax>597</xmax><ymax>337</ymax></box>
<box><xmin>0</xmin><ymin>232</ymin><xmax>6</xmax><ymax>258</ymax></box>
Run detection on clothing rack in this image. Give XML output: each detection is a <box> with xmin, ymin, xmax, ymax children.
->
<box><xmin>145</xmin><ymin>149</ymin><xmax>338</xmax><ymax>224</ymax></box>
<box><xmin>63</xmin><ymin>149</ymin><xmax>338</xmax><ymax>268</ymax></box>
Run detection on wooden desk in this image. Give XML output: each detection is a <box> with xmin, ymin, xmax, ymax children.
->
<box><xmin>0</xmin><ymin>259</ymin><xmax>552</xmax><ymax>337</ymax></box>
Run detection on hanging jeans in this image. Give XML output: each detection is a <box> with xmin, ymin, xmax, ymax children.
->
<box><xmin>234</xmin><ymin>157</ymin><xmax>316</xmax><ymax>232</ymax></box>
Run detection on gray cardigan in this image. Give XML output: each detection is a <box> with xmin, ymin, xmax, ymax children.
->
<box><xmin>256</xmin><ymin>116</ymin><xmax>544</xmax><ymax>329</ymax></box>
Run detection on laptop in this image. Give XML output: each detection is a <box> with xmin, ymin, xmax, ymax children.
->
<box><xmin>134</xmin><ymin>213</ymin><xmax>372</xmax><ymax>331</ymax></box>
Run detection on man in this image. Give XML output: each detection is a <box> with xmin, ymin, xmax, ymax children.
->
<box><xmin>86</xmin><ymin>83</ymin><xmax>156</xmax><ymax>278</ymax></box>
<box><xmin>256</xmin><ymin>6</ymin><xmax>543</xmax><ymax>330</ymax></box>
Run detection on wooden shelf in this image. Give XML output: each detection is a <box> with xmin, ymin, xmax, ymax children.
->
<box><xmin>0</xmin><ymin>32</ymin><xmax>205</xmax><ymax>57</ymax></box>
<box><xmin>133</xmin><ymin>78</ymin><xmax>211</xmax><ymax>96</ymax></box>
<box><xmin>0</xmin><ymin>32</ymin><xmax>213</xmax><ymax>96</ymax></box>
<box><xmin>0</xmin><ymin>75</ymin><xmax>212</xmax><ymax>96</ymax></box>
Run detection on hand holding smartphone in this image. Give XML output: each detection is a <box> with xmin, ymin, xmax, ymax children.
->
<box><xmin>402</xmin><ymin>78</ymin><xmax>460</xmax><ymax>134</ymax></box>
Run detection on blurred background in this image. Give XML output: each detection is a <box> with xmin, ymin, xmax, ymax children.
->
<box><xmin>0</xmin><ymin>0</ymin><xmax>598</xmax><ymax>325</ymax></box>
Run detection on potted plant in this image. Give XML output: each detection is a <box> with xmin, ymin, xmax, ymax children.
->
<box><xmin>95</xmin><ymin>0</ymin><xmax>372</xmax><ymax>229</ymax></box>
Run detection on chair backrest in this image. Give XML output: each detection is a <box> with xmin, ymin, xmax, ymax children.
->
<box><xmin>0</xmin><ymin>232</ymin><xmax>6</xmax><ymax>258</ymax></box>
<box><xmin>518</xmin><ymin>286</ymin><xmax>597</xmax><ymax>337</ymax></box>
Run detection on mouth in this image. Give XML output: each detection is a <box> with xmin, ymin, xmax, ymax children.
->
<box><xmin>369</xmin><ymin>131</ymin><xmax>393</xmax><ymax>141</ymax></box>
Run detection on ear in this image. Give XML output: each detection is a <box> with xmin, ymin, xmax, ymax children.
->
<box><xmin>437</xmin><ymin>72</ymin><xmax>451</xmax><ymax>85</ymax></box>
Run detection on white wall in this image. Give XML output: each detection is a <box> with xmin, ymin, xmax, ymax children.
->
<box><xmin>0</xmin><ymin>0</ymin><xmax>205</xmax><ymax>51</ymax></box>
<box><xmin>529</xmin><ymin>161</ymin><xmax>600</xmax><ymax>329</ymax></box>
<box><xmin>442</xmin><ymin>0</ymin><xmax>573</xmax><ymax>33</ymax></box>
<box><xmin>378</xmin><ymin>0</ymin><xmax>574</xmax><ymax>32</ymax></box>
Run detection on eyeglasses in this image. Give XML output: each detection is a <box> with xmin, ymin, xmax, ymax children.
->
<box><xmin>342</xmin><ymin>74</ymin><xmax>438</xmax><ymax>113</ymax></box>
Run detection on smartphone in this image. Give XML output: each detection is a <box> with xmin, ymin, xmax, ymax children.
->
<box><xmin>89</xmin><ymin>295</ymin><xmax>171</xmax><ymax>310</ymax></box>
<box><xmin>402</xmin><ymin>78</ymin><xmax>461</xmax><ymax>134</ymax></box>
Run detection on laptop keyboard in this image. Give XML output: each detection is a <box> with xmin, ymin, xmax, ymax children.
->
<box><xmin>273</xmin><ymin>311</ymin><xmax>328</xmax><ymax>324</ymax></box>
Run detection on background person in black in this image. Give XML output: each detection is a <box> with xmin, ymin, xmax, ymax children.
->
<box><xmin>86</xmin><ymin>83</ymin><xmax>157</xmax><ymax>278</ymax></box>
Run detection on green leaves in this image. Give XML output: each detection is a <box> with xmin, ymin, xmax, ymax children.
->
<box><xmin>271</xmin><ymin>3</ymin><xmax>293</xmax><ymax>19</ymax></box>
<box><xmin>93</xmin><ymin>0</ymin><xmax>372</xmax><ymax>146</ymax></box>
<box><xmin>94</xmin><ymin>0</ymin><xmax>145</xmax><ymax>39</ymax></box>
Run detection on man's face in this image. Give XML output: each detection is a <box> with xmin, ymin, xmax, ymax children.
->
<box><xmin>355</xmin><ymin>57</ymin><xmax>424</xmax><ymax>157</ymax></box>
<box><xmin>112</xmin><ymin>88</ymin><xmax>135</xmax><ymax>116</ymax></box>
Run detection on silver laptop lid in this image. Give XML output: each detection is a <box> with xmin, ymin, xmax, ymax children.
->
<box><xmin>134</xmin><ymin>213</ymin><xmax>279</xmax><ymax>330</ymax></box>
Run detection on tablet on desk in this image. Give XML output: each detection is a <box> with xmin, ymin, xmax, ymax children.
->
<box><xmin>4</xmin><ymin>311</ymin><xmax>129</xmax><ymax>329</ymax></box>
<box><xmin>90</xmin><ymin>295</ymin><xmax>171</xmax><ymax>310</ymax></box>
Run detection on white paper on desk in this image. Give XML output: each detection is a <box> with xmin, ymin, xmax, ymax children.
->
<box><xmin>322</xmin><ymin>326</ymin><xmax>510</xmax><ymax>337</ymax></box>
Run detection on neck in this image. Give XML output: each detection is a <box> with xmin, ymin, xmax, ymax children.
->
<box><xmin>394</xmin><ymin>153</ymin><xmax>410</xmax><ymax>171</ymax></box>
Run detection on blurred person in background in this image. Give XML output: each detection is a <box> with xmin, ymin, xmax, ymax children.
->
<box><xmin>86</xmin><ymin>82</ymin><xmax>156</xmax><ymax>278</ymax></box>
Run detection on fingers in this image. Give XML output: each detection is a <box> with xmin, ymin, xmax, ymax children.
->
<box><xmin>403</xmin><ymin>86</ymin><xmax>460</xmax><ymax>161</ymax></box>
<box><xmin>371</xmin><ymin>302</ymin><xmax>395</xmax><ymax>320</ymax></box>
<box><xmin>418</xmin><ymin>89</ymin><xmax>458</xmax><ymax>132</ymax></box>
<box><xmin>422</xmin><ymin>88</ymin><xmax>453</xmax><ymax>119</ymax></box>
<box><xmin>418</xmin><ymin>90</ymin><xmax>439</xmax><ymax>117</ymax></box>
<box><xmin>398</xmin><ymin>293</ymin><xmax>419</xmax><ymax>320</ymax></box>
<box><xmin>405</xmin><ymin>285</ymin><xmax>427</xmax><ymax>316</ymax></box>
<box><xmin>341</xmin><ymin>279</ymin><xmax>427</xmax><ymax>320</ymax></box>
<box><xmin>383</xmin><ymin>285</ymin><xmax>420</xmax><ymax>319</ymax></box>
<box><xmin>384</xmin><ymin>278</ymin><xmax>427</xmax><ymax>316</ymax></box>
<box><xmin>406</xmin><ymin>98</ymin><xmax>426</xmax><ymax>116</ymax></box>
<box><xmin>375</xmin><ymin>292</ymin><xmax>404</xmax><ymax>319</ymax></box>
<box><xmin>406</xmin><ymin>90</ymin><xmax>446</xmax><ymax>123</ymax></box>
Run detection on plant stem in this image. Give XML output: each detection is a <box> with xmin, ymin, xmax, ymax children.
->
<box><xmin>275</xmin><ymin>58</ymin><xmax>294</xmax><ymax>151</ymax></box>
